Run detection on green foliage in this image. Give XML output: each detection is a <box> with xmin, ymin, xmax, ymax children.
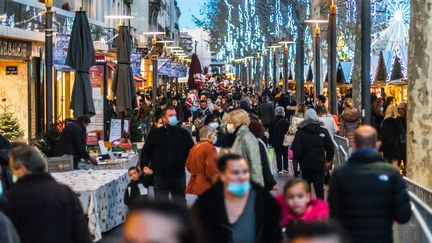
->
<box><xmin>34</xmin><ymin>126</ymin><xmax>61</xmax><ymax>157</ymax></box>
<box><xmin>129</xmin><ymin>110</ymin><xmax>144</xmax><ymax>143</ymax></box>
<box><xmin>0</xmin><ymin>101</ymin><xmax>24</xmax><ymax>141</ymax></box>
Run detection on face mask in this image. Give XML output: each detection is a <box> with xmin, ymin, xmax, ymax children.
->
<box><xmin>157</xmin><ymin>124</ymin><xmax>163</xmax><ymax>128</ymax></box>
<box><xmin>213</xmin><ymin>136</ymin><xmax>218</xmax><ymax>145</ymax></box>
<box><xmin>209</xmin><ymin>122</ymin><xmax>219</xmax><ymax>129</ymax></box>
<box><xmin>12</xmin><ymin>175</ymin><xmax>18</xmax><ymax>183</ymax></box>
<box><xmin>168</xmin><ymin>116</ymin><xmax>178</xmax><ymax>126</ymax></box>
<box><xmin>226</xmin><ymin>123</ymin><xmax>235</xmax><ymax>133</ymax></box>
<box><xmin>227</xmin><ymin>181</ymin><xmax>251</xmax><ymax>196</ymax></box>
<box><xmin>380</xmin><ymin>107</ymin><xmax>384</xmax><ymax>113</ymax></box>
<box><xmin>0</xmin><ymin>182</ymin><xmax>3</xmax><ymax>197</ymax></box>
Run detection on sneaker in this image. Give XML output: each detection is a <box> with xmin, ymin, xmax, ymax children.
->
<box><xmin>283</xmin><ymin>170</ymin><xmax>289</xmax><ymax>174</ymax></box>
<box><xmin>277</xmin><ymin>171</ymin><xmax>283</xmax><ymax>174</ymax></box>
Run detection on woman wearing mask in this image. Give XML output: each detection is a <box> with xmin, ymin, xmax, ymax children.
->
<box><xmin>381</xmin><ymin>104</ymin><xmax>405</xmax><ymax>169</ymax></box>
<box><xmin>186</xmin><ymin>126</ymin><xmax>218</xmax><ymax>195</ymax></box>
<box><xmin>339</xmin><ymin>98</ymin><xmax>361</xmax><ymax>147</ymax></box>
<box><xmin>286</xmin><ymin>103</ymin><xmax>307</xmax><ymax>177</ymax></box>
<box><xmin>192</xmin><ymin>154</ymin><xmax>282</xmax><ymax>243</ymax></box>
<box><xmin>226</xmin><ymin>109</ymin><xmax>264</xmax><ymax>186</ymax></box>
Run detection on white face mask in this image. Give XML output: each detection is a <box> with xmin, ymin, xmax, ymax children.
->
<box><xmin>12</xmin><ymin>175</ymin><xmax>18</xmax><ymax>183</ymax></box>
<box><xmin>209</xmin><ymin>122</ymin><xmax>219</xmax><ymax>129</ymax></box>
<box><xmin>227</xmin><ymin>123</ymin><xmax>235</xmax><ymax>133</ymax></box>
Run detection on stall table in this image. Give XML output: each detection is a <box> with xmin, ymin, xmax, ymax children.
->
<box><xmin>92</xmin><ymin>155</ymin><xmax>139</xmax><ymax>170</ymax></box>
<box><xmin>51</xmin><ymin>169</ymin><xmax>128</xmax><ymax>242</ymax></box>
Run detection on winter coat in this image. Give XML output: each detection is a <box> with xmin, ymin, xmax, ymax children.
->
<box><xmin>186</xmin><ymin>141</ymin><xmax>218</xmax><ymax>195</ymax></box>
<box><xmin>140</xmin><ymin>125</ymin><xmax>194</xmax><ymax>177</ymax></box>
<box><xmin>231</xmin><ymin>125</ymin><xmax>264</xmax><ymax>185</ymax></box>
<box><xmin>192</xmin><ymin>181</ymin><xmax>282</xmax><ymax>243</ymax></box>
<box><xmin>275</xmin><ymin>195</ymin><xmax>329</xmax><ymax>226</ymax></box>
<box><xmin>339</xmin><ymin>108</ymin><xmax>361</xmax><ymax>147</ymax></box>
<box><xmin>319</xmin><ymin>114</ymin><xmax>338</xmax><ymax>139</ymax></box>
<box><xmin>287</xmin><ymin>113</ymin><xmax>304</xmax><ymax>136</ymax></box>
<box><xmin>269</xmin><ymin>116</ymin><xmax>290</xmax><ymax>149</ymax></box>
<box><xmin>4</xmin><ymin>173</ymin><xmax>91</xmax><ymax>243</ymax></box>
<box><xmin>124</xmin><ymin>179</ymin><xmax>148</xmax><ymax>207</ymax></box>
<box><xmin>328</xmin><ymin>149</ymin><xmax>411</xmax><ymax>243</ymax></box>
<box><xmin>292</xmin><ymin>123</ymin><xmax>335</xmax><ymax>171</ymax></box>
<box><xmin>257</xmin><ymin>138</ymin><xmax>277</xmax><ymax>191</ymax></box>
<box><xmin>380</xmin><ymin>117</ymin><xmax>405</xmax><ymax>161</ymax></box>
<box><xmin>258</xmin><ymin>102</ymin><xmax>275</xmax><ymax>127</ymax></box>
<box><xmin>53</xmin><ymin>121</ymin><xmax>89</xmax><ymax>169</ymax></box>
<box><xmin>0</xmin><ymin>211</ymin><xmax>20</xmax><ymax>243</ymax></box>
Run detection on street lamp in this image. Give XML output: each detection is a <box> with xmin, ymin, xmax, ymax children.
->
<box><xmin>361</xmin><ymin>0</ymin><xmax>372</xmax><ymax>124</ymax></box>
<box><xmin>305</xmin><ymin>20</ymin><xmax>328</xmax><ymax>99</ymax></box>
<box><xmin>144</xmin><ymin>31</ymin><xmax>165</xmax><ymax>109</ymax></box>
<box><xmin>278</xmin><ymin>41</ymin><xmax>294</xmax><ymax>92</ymax></box>
<box><xmin>267</xmin><ymin>45</ymin><xmax>281</xmax><ymax>90</ymax></box>
<box><xmin>328</xmin><ymin>0</ymin><xmax>337</xmax><ymax>115</ymax></box>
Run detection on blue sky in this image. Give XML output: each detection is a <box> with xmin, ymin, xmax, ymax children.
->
<box><xmin>178</xmin><ymin>0</ymin><xmax>204</xmax><ymax>29</ymax></box>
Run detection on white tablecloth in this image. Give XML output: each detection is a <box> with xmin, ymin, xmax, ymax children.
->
<box><xmin>51</xmin><ymin>169</ymin><xmax>129</xmax><ymax>241</ymax></box>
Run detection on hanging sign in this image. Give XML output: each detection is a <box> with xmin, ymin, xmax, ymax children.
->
<box><xmin>5</xmin><ymin>66</ymin><xmax>18</xmax><ymax>75</ymax></box>
<box><xmin>0</xmin><ymin>38</ymin><xmax>31</xmax><ymax>59</ymax></box>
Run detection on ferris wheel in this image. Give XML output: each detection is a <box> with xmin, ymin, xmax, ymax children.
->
<box><xmin>371</xmin><ymin>0</ymin><xmax>410</xmax><ymax>55</ymax></box>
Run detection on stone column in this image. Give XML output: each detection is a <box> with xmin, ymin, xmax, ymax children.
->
<box><xmin>407</xmin><ymin>0</ymin><xmax>432</xmax><ymax>188</ymax></box>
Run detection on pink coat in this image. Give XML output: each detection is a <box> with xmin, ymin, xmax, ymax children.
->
<box><xmin>275</xmin><ymin>194</ymin><xmax>329</xmax><ymax>226</ymax></box>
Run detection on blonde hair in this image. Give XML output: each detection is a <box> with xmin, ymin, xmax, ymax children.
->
<box><xmin>228</xmin><ymin>109</ymin><xmax>250</xmax><ymax>127</ymax></box>
<box><xmin>385</xmin><ymin>104</ymin><xmax>399</xmax><ymax>119</ymax></box>
<box><xmin>343</xmin><ymin>98</ymin><xmax>354</xmax><ymax>109</ymax></box>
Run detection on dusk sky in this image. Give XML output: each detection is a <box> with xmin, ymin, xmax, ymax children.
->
<box><xmin>178</xmin><ymin>0</ymin><xmax>204</xmax><ymax>29</ymax></box>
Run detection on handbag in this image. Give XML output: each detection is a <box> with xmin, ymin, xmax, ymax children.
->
<box><xmin>283</xmin><ymin>134</ymin><xmax>295</xmax><ymax>147</ymax></box>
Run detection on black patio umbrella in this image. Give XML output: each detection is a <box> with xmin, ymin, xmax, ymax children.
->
<box><xmin>66</xmin><ymin>11</ymin><xmax>96</xmax><ymax>117</ymax></box>
<box><xmin>112</xmin><ymin>25</ymin><xmax>137</xmax><ymax>115</ymax></box>
<box><xmin>188</xmin><ymin>54</ymin><xmax>202</xmax><ymax>90</ymax></box>
<box><xmin>336</xmin><ymin>62</ymin><xmax>346</xmax><ymax>85</ymax></box>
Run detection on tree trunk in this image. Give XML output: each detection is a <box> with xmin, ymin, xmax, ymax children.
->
<box><xmin>406</xmin><ymin>0</ymin><xmax>432</xmax><ymax>188</ymax></box>
<box><xmin>351</xmin><ymin>0</ymin><xmax>362</xmax><ymax>110</ymax></box>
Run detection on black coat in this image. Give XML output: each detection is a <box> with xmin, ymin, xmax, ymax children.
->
<box><xmin>328</xmin><ymin>150</ymin><xmax>411</xmax><ymax>243</ymax></box>
<box><xmin>269</xmin><ymin>116</ymin><xmax>290</xmax><ymax>149</ymax></box>
<box><xmin>140</xmin><ymin>125</ymin><xmax>194</xmax><ymax>176</ymax></box>
<box><xmin>258</xmin><ymin>102</ymin><xmax>275</xmax><ymax>127</ymax></box>
<box><xmin>292</xmin><ymin>123</ymin><xmax>334</xmax><ymax>171</ymax></box>
<box><xmin>257</xmin><ymin>139</ymin><xmax>277</xmax><ymax>191</ymax></box>
<box><xmin>192</xmin><ymin>181</ymin><xmax>282</xmax><ymax>243</ymax></box>
<box><xmin>380</xmin><ymin>117</ymin><xmax>405</xmax><ymax>161</ymax></box>
<box><xmin>124</xmin><ymin>179</ymin><xmax>148</xmax><ymax>207</ymax></box>
<box><xmin>53</xmin><ymin>121</ymin><xmax>89</xmax><ymax>169</ymax></box>
<box><xmin>3</xmin><ymin>173</ymin><xmax>91</xmax><ymax>243</ymax></box>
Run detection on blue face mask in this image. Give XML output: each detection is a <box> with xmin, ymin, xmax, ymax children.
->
<box><xmin>213</xmin><ymin>136</ymin><xmax>218</xmax><ymax>145</ymax></box>
<box><xmin>209</xmin><ymin>122</ymin><xmax>219</xmax><ymax>129</ymax></box>
<box><xmin>227</xmin><ymin>181</ymin><xmax>251</xmax><ymax>196</ymax></box>
<box><xmin>0</xmin><ymin>182</ymin><xmax>3</xmax><ymax>198</ymax></box>
<box><xmin>168</xmin><ymin>116</ymin><xmax>178</xmax><ymax>126</ymax></box>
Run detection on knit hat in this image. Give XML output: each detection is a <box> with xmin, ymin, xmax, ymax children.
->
<box><xmin>275</xmin><ymin>106</ymin><xmax>285</xmax><ymax>116</ymax></box>
<box><xmin>304</xmin><ymin>108</ymin><xmax>319</xmax><ymax>122</ymax></box>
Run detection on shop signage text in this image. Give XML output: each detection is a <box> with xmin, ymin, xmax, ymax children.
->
<box><xmin>6</xmin><ymin>66</ymin><xmax>18</xmax><ymax>75</ymax></box>
<box><xmin>0</xmin><ymin>39</ymin><xmax>31</xmax><ymax>59</ymax></box>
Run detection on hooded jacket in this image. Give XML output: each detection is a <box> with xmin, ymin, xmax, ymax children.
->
<box><xmin>192</xmin><ymin>181</ymin><xmax>282</xmax><ymax>243</ymax></box>
<box><xmin>231</xmin><ymin>125</ymin><xmax>264</xmax><ymax>185</ymax></box>
<box><xmin>292</xmin><ymin>121</ymin><xmax>334</xmax><ymax>171</ymax></box>
<box><xmin>329</xmin><ymin>149</ymin><xmax>411</xmax><ymax>243</ymax></box>
<box><xmin>339</xmin><ymin>107</ymin><xmax>361</xmax><ymax>146</ymax></box>
<box><xmin>275</xmin><ymin>195</ymin><xmax>329</xmax><ymax>226</ymax></box>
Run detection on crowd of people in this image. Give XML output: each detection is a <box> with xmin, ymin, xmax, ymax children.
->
<box><xmin>0</xmin><ymin>79</ymin><xmax>412</xmax><ymax>243</ymax></box>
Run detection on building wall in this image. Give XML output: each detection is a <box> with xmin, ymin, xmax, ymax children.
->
<box><xmin>182</xmin><ymin>28</ymin><xmax>212</xmax><ymax>68</ymax></box>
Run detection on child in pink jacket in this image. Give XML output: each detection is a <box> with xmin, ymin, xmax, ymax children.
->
<box><xmin>276</xmin><ymin>178</ymin><xmax>329</xmax><ymax>226</ymax></box>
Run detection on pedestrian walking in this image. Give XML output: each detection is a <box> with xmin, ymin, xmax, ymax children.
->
<box><xmin>192</xmin><ymin>154</ymin><xmax>282</xmax><ymax>243</ymax></box>
<box><xmin>269</xmin><ymin>106</ymin><xmax>290</xmax><ymax>174</ymax></box>
<box><xmin>140</xmin><ymin>107</ymin><xmax>194</xmax><ymax>205</ymax></box>
<box><xmin>4</xmin><ymin>145</ymin><xmax>91</xmax><ymax>243</ymax></box>
<box><xmin>380</xmin><ymin>104</ymin><xmax>406</xmax><ymax>169</ymax></box>
<box><xmin>287</xmin><ymin>103</ymin><xmax>307</xmax><ymax>177</ymax></box>
<box><xmin>185</xmin><ymin>126</ymin><xmax>218</xmax><ymax>195</ymax></box>
<box><xmin>316</xmin><ymin>105</ymin><xmax>338</xmax><ymax>139</ymax></box>
<box><xmin>339</xmin><ymin>98</ymin><xmax>361</xmax><ymax>147</ymax></box>
<box><xmin>257</xmin><ymin>96</ymin><xmax>275</xmax><ymax>130</ymax></box>
<box><xmin>227</xmin><ymin>109</ymin><xmax>264</xmax><ymax>186</ymax></box>
<box><xmin>328</xmin><ymin>125</ymin><xmax>411</xmax><ymax>243</ymax></box>
<box><xmin>292</xmin><ymin>109</ymin><xmax>334</xmax><ymax>199</ymax></box>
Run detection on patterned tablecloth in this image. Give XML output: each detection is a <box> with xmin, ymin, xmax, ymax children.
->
<box><xmin>91</xmin><ymin>156</ymin><xmax>139</xmax><ymax>170</ymax></box>
<box><xmin>51</xmin><ymin>169</ymin><xmax>129</xmax><ymax>242</ymax></box>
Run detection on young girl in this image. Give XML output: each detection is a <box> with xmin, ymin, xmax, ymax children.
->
<box><xmin>276</xmin><ymin>178</ymin><xmax>329</xmax><ymax>226</ymax></box>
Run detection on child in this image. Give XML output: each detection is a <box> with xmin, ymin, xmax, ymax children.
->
<box><xmin>275</xmin><ymin>178</ymin><xmax>329</xmax><ymax>226</ymax></box>
<box><xmin>124</xmin><ymin>167</ymin><xmax>148</xmax><ymax>207</ymax></box>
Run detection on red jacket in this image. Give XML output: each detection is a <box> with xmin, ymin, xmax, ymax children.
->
<box><xmin>275</xmin><ymin>194</ymin><xmax>329</xmax><ymax>226</ymax></box>
<box><xmin>185</xmin><ymin>142</ymin><xmax>218</xmax><ymax>195</ymax></box>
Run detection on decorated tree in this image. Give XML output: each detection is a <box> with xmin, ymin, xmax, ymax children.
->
<box><xmin>0</xmin><ymin>99</ymin><xmax>24</xmax><ymax>140</ymax></box>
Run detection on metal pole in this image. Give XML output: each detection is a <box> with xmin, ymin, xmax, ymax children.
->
<box><xmin>314</xmin><ymin>26</ymin><xmax>321</xmax><ymax>97</ymax></box>
<box><xmin>295</xmin><ymin>26</ymin><xmax>305</xmax><ymax>104</ymax></box>
<box><xmin>328</xmin><ymin>3</ymin><xmax>337</xmax><ymax>114</ymax></box>
<box><xmin>273</xmin><ymin>48</ymin><xmax>277</xmax><ymax>89</ymax></box>
<box><xmin>45</xmin><ymin>3</ymin><xmax>53</xmax><ymax>131</ymax></box>
<box><xmin>152</xmin><ymin>36</ymin><xmax>158</xmax><ymax>114</ymax></box>
<box><xmin>247</xmin><ymin>59</ymin><xmax>252</xmax><ymax>85</ymax></box>
<box><xmin>361</xmin><ymin>0</ymin><xmax>371</xmax><ymax>124</ymax></box>
<box><xmin>256</xmin><ymin>52</ymin><xmax>261</xmax><ymax>93</ymax></box>
<box><xmin>283</xmin><ymin>44</ymin><xmax>289</xmax><ymax>93</ymax></box>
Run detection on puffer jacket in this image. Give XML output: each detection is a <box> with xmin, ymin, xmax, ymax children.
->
<box><xmin>231</xmin><ymin>125</ymin><xmax>264</xmax><ymax>185</ymax></box>
<box><xmin>275</xmin><ymin>195</ymin><xmax>329</xmax><ymax>226</ymax></box>
<box><xmin>328</xmin><ymin>149</ymin><xmax>411</xmax><ymax>243</ymax></box>
<box><xmin>339</xmin><ymin>107</ymin><xmax>361</xmax><ymax>147</ymax></box>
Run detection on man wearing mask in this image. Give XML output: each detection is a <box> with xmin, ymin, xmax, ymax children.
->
<box><xmin>140</xmin><ymin>107</ymin><xmax>194</xmax><ymax>205</ymax></box>
<box><xmin>4</xmin><ymin>145</ymin><xmax>91</xmax><ymax>243</ymax></box>
<box><xmin>193</xmin><ymin>154</ymin><xmax>281</xmax><ymax>243</ymax></box>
